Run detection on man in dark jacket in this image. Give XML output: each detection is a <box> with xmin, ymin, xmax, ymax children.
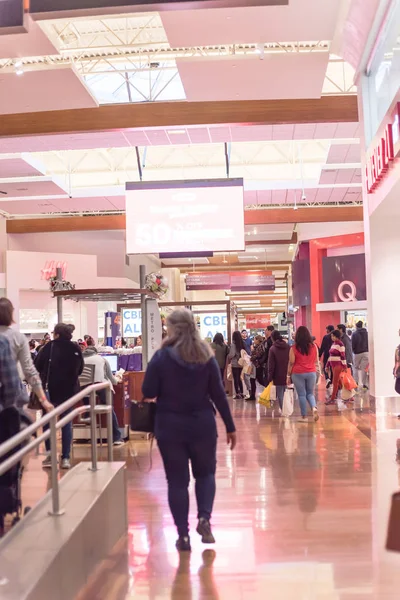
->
<box><xmin>337</xmin><ymin>324</ymin><xmax>353</xmax><ymax>372</ymax></box>
<box><xmin>35</xmin><ymin>323</ymin><xmax>84</xmax><ymax>470</ymax></box>
<box><xmin>352</xmin><ymin>321</ymin><xmax>369</xmax><ymax>389</ymax></box>
<box><xmin>263</xmin><ymin>325</ymin><xmax>274</xmax><ymax>364</ymax></box>
<box><xmin>319</xmin><ymin>325</ymin><xmax>334</xmax><ymax>387</ymax></box>
<box><xmin>267</xmin><ymin>330</ymin><xmax>289</xmax><ymax>410</ymax></box>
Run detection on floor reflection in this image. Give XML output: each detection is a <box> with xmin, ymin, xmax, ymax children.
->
<box><xmin>13</xmin><ymin>384</ymin><xmax>400</xmax><ymax>598</ymax></box>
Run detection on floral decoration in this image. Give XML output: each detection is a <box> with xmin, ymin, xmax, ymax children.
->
<box><xmin>145</xmin><ymin>273</ymin><xmax>169</xmax><ymax>298</ymax></box>
<box><xmin>49</xmin><ymin>276</ymin><xmax>76</xmax><ymax>294</ymax></box>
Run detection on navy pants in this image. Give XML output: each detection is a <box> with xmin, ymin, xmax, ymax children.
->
<box><xmin>158</xmin><ymin>437</ymin><xmax>217</xmax><ymax>537</ymax></box>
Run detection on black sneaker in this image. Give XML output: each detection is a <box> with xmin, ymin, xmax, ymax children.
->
<box><xmin>176</xmin><ymin>536</ymin><xmax>191</xmax><ymax>552</ymax></box>
<box><xmin>197</xmin><ymin>518</ymin><xmax>216</xmax><ymax>544</ymax></box>
<box><xmin>325</xmin><ymin>379</ymin><xmax>332</xmax><ymax>389</ymax></box>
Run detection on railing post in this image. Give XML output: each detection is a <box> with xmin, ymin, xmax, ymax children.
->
<box><xmin>48</xmin><ymin>416</ymin><xmax>65</xmax><ymax>516</ymax></box>
<box><xmin>106</xmin><ymin>386</ymin><xmax>113</xmax><ymax>462</ymax></box>
<box><xmin>89</xmin><ymin>390</ymin><xmax>98</xmax><ymax>472</ymax></box>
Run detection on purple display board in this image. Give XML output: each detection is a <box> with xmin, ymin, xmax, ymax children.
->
<box><xmin>0</xmin><ymin>0</ymin><xmax>24</xmax><ymax>33</ymax></box>
<box><xmin>292</xmin><ymin>259</ymin><xmax>311</xmax><ymax>307</ymax></box>
<box><xmin>322</xmin><ymin>254</ymin><xmax>366</xmax><ymax>303</ymax></box>
<box><xmin>186</xmin><ymin>271</ymin><xmax>275</xmax><ymax>292</ymax></box>
<box><xmin>117</xmin><ymin>354</ymin><xmax>142</xmax><ymax>372</ymax></box>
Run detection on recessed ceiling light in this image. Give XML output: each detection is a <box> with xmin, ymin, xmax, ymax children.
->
<box><xmin>253</xmin><ymin>228</ymin><xmax>257</xmax><ymax>234</ymax></box>
<box><xmin>167</xmin><ymin>130</ymin><xmax>186</xmax><ymax>135</ymax></box>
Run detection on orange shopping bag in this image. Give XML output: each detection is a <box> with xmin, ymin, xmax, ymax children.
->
<box><xmin>341</xmin><ymin>368</ymin><xmax>357</xmax><ymax>391</ymax></box>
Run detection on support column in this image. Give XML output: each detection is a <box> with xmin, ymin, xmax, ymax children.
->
<box><xmin>140</xmin><ymin>265</ymin><xmax>148</xmax><ymax>370</ymax></box>
<box><xmin>365</xmin><ymin>181</ymin><xmax>400</xmax><ymax>397</ymax></box>
<box><xmin>56</xmin><ymin>267</ymin><xmax>63</xmax><ymax>324</ymax></box>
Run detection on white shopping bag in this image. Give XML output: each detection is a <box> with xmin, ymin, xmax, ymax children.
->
<box><xmin>341</xmin><ymin>387</ymin><xmax>355</xmax><ymax>401</ymax></box>
<box><xmin>270</xmin><ymin>384</ymin><xmax>276</xmax><ymax>402</ymax></box>
<box><xmin>282</xmin><ymin>386</ymin><xmax>294</xmax><ymax>417</ymax></box>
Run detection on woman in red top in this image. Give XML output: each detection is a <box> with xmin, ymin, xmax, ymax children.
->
<box><xmin>287</xmin><ymin>326</ymin><xmax>319</xmax><ymax>422</ymax></box>
<box><xmin>325</xmin><ymin>329</ymin><xmax>347</xmax><ymax>405</ymax></box>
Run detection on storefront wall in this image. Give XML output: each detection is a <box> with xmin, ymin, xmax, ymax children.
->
<box><xmin>359</xmin><ymin>0</ymin><xmax>400</xmax><ymax>398</ymax></box>
<box><xmin>5</xmin><ymin>250</ymin><xmax>136</xmax><ymax>340</ymax></box>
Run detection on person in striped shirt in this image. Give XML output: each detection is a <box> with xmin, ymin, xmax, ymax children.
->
<box><xmin>325</xmin><ymin>329</ymin><xmax>347</xmax><ymax>405</ymax></box>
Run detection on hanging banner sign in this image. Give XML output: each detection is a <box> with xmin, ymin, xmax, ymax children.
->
<box><xmin>230</xmin><ymin>271</ymin><xmax>275</xmax><ymax>292</ymax></box>
<box><xmin>186</xmin><ymin>271</ymin><xmax>275</xmax><ymax>291</ymax></box>
<box><xmin>186</xmin><ymin>272</ymin><xmax>230</xmax><ymax>291</ymax></box>
<box><xmin>246</xmin><ymin>315</ymin><xmax>271</xmax><ymax>329</ymax></box>
<box><xmin>146</xmin><ymin>299</ymin><xmax>162</xmax><ymax>362</ymax></box>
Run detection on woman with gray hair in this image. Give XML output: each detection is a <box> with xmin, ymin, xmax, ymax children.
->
<box><xmin>142</xmin><ymin>309</ymin><xmax>236</xmax><ymax>553</ymax></box>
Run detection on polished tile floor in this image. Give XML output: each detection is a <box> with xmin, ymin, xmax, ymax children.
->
<box><xmin>16</xmin><ymin>386</ymin><xmax>400</xmax><ymax>598</ymax></box>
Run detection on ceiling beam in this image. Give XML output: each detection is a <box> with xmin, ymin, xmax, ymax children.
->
<box><xmin>6</xmin><ymin>205</ymin><xmax>362</xmax><ymax>234</ymax></box>
<box><xmin>245</xmin><ymin>206</ymin><xmax>363</xmax><ymax>224</ymax></box>
<box><xmin>246</xmin><ymin>232</ymin><xmax>297</xmax><ymax>246</ymax></box>
<box><xmin>0</xmin><ymin>96</ymin><xmax>358</xmax><ymax>138</ymax></box>
<box><xmin>171</xmin><ymin>262</ymin><xmax>291</xmax><ymax>272</ymax></box>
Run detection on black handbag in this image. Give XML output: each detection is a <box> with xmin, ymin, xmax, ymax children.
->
<box><xmin>28</xmin><ymin>342</ymin><xmax>53</xmax><ymax>411</ymax></box>
<box><xmin>130</xmin><ymin>401</ymin><xmax>156</xmax><ymax>433</ymax></box>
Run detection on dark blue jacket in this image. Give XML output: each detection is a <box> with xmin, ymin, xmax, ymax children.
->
<box><xmin>142</xmin><ymin>347</ymin><xmax>236</xmax><ymax>442</ymax></box>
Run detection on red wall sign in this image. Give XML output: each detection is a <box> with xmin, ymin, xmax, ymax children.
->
<box><xmin>366</xmin><ymin>123</ymin><xmax>395</xmax><ymax>193</ymax></box>
<box><xmin>41</xmin><ymin>261</ymin><xmax>68</xmax><ymax>281</ymax></box>
<box><xmin>365</xmin><ymin>102</ymin><xmax>400</xmax><ymax>194</ymax></box>
<box><xmin>246</xmin><ymin>315</ymin><xmax>271</xmax><ymax>329</ymax></box>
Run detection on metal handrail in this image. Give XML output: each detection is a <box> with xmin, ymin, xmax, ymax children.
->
<box><xmin>0</xmin><ymin>382</ymin><xmax>114</xmax><ymax>516</ymax></box>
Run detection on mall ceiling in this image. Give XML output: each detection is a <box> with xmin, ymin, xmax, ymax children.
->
<box><xmin>0</xmin><ymin>0</ymin><xmax>370</xmax><ymax>280</ymax></box>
